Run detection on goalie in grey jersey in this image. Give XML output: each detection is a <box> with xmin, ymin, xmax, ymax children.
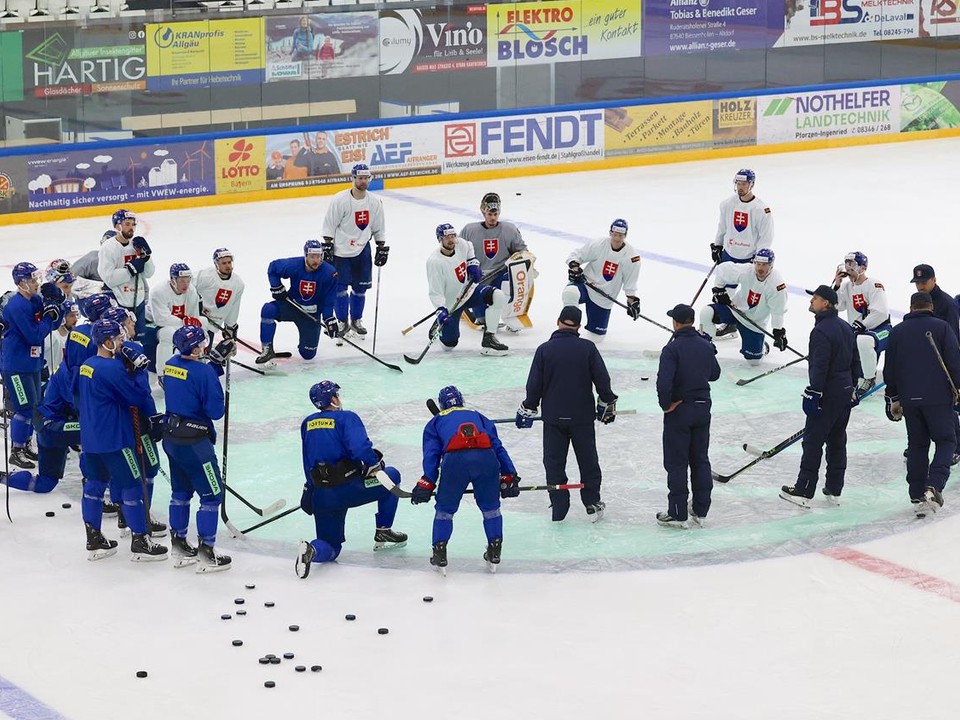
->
<box><xmin>460</xmin><ymin>192</ymin><xmax>538</xmax><ymax>333</ymax></box>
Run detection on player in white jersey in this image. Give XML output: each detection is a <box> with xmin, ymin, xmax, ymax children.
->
<box><xmin>459</xmin><ymin>192</ymin><xmax>536</xmax><ymax>333</ymax></box>
<box><xmin>98</xmin><ymin>208</ymin><xmax>154</xmax><ymax>340</ymax></box>
<box><xmin>44</xmin><ymin>259</ymin><xmax>100</xmax><ymax>301</ymax></box>
<box><xmin>710</xmin><ymin>168</ymin><xmax>774</xmax><ymax>264</ymax></box>
<box><xmin>831</xmin><ymin>250</ymin><xmax>892</xmax><ymax>395</ymax></box>
<box><xmin>321</xmin><ymin>164</ymin><xmax>386</xmax><ymax>339</ymax></box>
<box><xmin>147</xmin><ymin>263</ymin><xmax>208</xmax><ymax>377</ymax></box>
<box><xmin>426</xmin><ymin>224</ymin><xmax>509</xmax><ymax>356</ymax></box>
<box><xmin>195</xmin><ymin>247</ymin><xmax>245</xmax><ymax>341</ymax></box>
<box><xmin>45</xmin><ymin>299</ymin><xmax>79</xmax><ymax>377</ymax></box>
<box><xmin>561</xmin><ymin>219</ymin><xmax>641</xmax><ymax>339</ymax></box>
<box><xmin>700</xmin><ymin>249</ymin><xmax>788</xmax><ymax>365</ymax></box>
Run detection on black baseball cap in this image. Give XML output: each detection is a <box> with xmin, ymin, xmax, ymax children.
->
<box><xmin>806</xmin><ymin>284</ymin><xmax>838</xmax><ymax>305</ymax></box>
<box><xmin>666</xmin><ymin>304</ymin><xmax>695</xmax><ymax>324</ymax></box>
<box><xmin>910</xmin><ymin>264</ymin><xmax>935</xmax><ymax>283</ymax></box>
<box><xmin>558</xmin><ymin>306</ymin><xmax>582</xmax><ymax>327</ymax></box>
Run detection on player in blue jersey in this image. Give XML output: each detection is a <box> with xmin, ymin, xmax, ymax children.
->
<box><xmin>63</xmin><ymin>293</ymin><xmax>114</xmax><ymax>393</ymax></box>
<box><xmin>2</xmin><ymin>262</ymin><xmax>65</xmax><ymax>470</ymax></box>
<box><xmin>256</xmin><ymin>240</ymin><xmax>339</xmax><ymax>365</ymax></box>
<box><xmin>294</xmin><ymin>380</ymin><xmax>407</xmax><ymax>579</ymax></box>
<box><xmin>411</xmin><ymin>385</ymin><xmax>519</xmax><ymax>574</ymax></box>
<box><xmin>162</xmin><ymin>326</ymin><xmax>235</xmax><ymax>572</ymax></box>
<box><xmin>77</xmin><ymin>319</ymin><xmax>168</xmax><ymax>562</ymax></box>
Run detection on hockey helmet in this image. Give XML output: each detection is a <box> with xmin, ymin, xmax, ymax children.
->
<box><xmin>112</xmin><ymin>208</ymin><xmax>136</xmax><ymax>228</ymax></box>
<box><xmin>173</xmin><ymin>325</ymin><xmax>206</xmax><ymax>356</ymax></box>
<box><xmin>437</xmin><ymin>385</ymin><xmax>464</xmax><ymax>411</ymax></box>
<box><xmin>435</xmin><ymin>223</ymin><xmax>457</xmax><ymax>241</ymax></box>
<box><xmin>734</xmin><ymin>169</ymin><xmax>756</xmax><ymax>186</ymax></box>
<box><xmin>91</xmin><ymin>318</ymin><xmax>123</xmax><ymax>347</ymax></box>
<box><xmin>310</xmin><ymin>380</ymin><xmax>341</xmax><ymax>410</ymax></box>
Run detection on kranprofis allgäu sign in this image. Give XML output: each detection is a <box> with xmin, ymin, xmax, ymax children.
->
<box><xmin>486</xmin><ymin>0</ymin><xmax>640</xmax><ymax>67</ymax></box>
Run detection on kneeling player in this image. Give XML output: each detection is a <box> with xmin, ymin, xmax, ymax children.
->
<box><xmin>295</xmin><ymin>380</ymin><xmax>407</xmax><ymax>579</ymax></box>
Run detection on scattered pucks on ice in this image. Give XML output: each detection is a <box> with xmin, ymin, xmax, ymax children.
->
<box><xmin>295</xmin><ymin>666</ymin><xmax>306</xmax><ymax>673</ymax></box>
<box><xmin>265</xmin><ymin>654</ymin><xmax>277</xmax><ymax>659</ymax></box>
<box><xmin>270</xmin><ymin>658</ymin><xmax>281</xmax><ymax>665</ymax></box>
<box><xmin>288</xmin><ymin>625</ymin><xmax>299</xmax><ymax>632</ymax></box>
<box><xmin>62</xmin><ymin>502</ymin><xmax>72</xmax><ymax>509</ymax></box>
<box><xmin>136</xmin><ymin>671</ymin><xmax>148</xmax><ymax>679</ymax></box>
<box><xmin>234</xmin><ymin>598</ymin><xmax>244</xmax><ymax>605</ymax></box>
<box><xmin>232</xmin><ymin>640</ymin><xmax>243</xmax><ymax>647</ymax></box>
<box><xmin>221</xmin><ymin>614</ymin><xmax>232</xmax><ymax>620</ymax></box>
<box><xmin>283</xmin><ymin>653</ymin><xmax>294</xmax><ymax>660</ymax></box>
<box><xmin>345</xmin><ymin>614</ymin><xmax>356</xmax><ymax>621</ymax></box>
<box><xmin>422</xmin><ymin>596</ymin><xmax>434</xmax><ymax>603</ymax></box>
<box><xmin>378</xmin><ymin>628</ymin><xmax>389</xmax><ymax>635</ymax></box>
<box><xmin>258</xmin><ymin>658</ymin><xmax>269</xmax><ymax>665</ymax></box>
<box><xmin>264</xmin><ymin>681</ymin><xmax>276</xmax><ymax>689</ymax></box>
<box><xmin>310</xmin><ymin>665</ymin><xmax>322</xmax><ymax>672</ymax></box>
<box><xmin>45</xmin><ymin>511</ymin><xmax>55</xmax><ymax>517</ymax></box>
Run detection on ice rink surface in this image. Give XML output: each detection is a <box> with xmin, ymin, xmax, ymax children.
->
<box><xmin>2</xmin><ymin>138</ymin><xmax>960</xmax><ymax>719</ymax></box>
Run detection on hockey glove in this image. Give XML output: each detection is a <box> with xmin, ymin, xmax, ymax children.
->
<box><xmin>119</xmin><ymin>342</ymin><xmax>149</xmax><ymax>373</ymax></box>
<box><xmin>710</xmin><ymin>244</ymin><xmax>724</xmax><ymax>264</ymax></box>
<box><xmin>568</xmin><ymin>262</ymin><xmax>585</xmax><ymax>284</ymax></box>
<box><xmin>466</xmin><ymin>261</ymin><xmax>482</xmax><ymax>284</ymax></box>
<box><xmin>802</xmin><ymin>387</ymin><xmax>823</xmax><ymax>417</ymax></box>
<box><xmin>374</xmin><ymin>243</ymin><xmax>389</xmax><ymax>267</ymax></box>
<box><xmin>39</xmin><ymin>282</ymin><xmax>65</xmax><ymax>305</ymax></box>
<box><xmin>499</xmin><ymin>473</ymin><xmax>521</xmax><ymax>499</ymax></box>
<box><xmin>132</xmin><ymin>236</ymin><xmax>152</xmax><ymax>257</ymax></box>
<box><xmin>626</xmin><ymin>296</ymin><xmax>641</xmax><ymax>320</ymax></box>
<box><xmin>711</xmin><ymin>287</ymin><xmax>732</xmax><ymax>306</ymax></box>
<box><xmin>321</xmin><ymin>240</ymin><xmax>334</xmax><ymax>263</ymax></box>
<box><xmin>885</xmin><ymin>395</ymin><xmax>903</xmax><ymax>422</ymax></box>
<box><xmin>597</xmin><ymin>396</ymin><xmax>618</xmax><ymax>424</ymax></box>
<box><xmin>41</xmin><ymin>303</ymin><xmax>62</xmax><ymax>323</ymax></box>
<box><xmin>515</xmin><ymin>403</ymin><xmax>537</xmax><ymax>429</ymax></box>
<box><xmin>183</xmin><ymin>316</ymin><xmax>202</xmax><ymax>328</ymax></box>
<box><xmin>270</xmin><ymin>285</ymin><xmax>288</xmax><ymax>302</ymax></box>
<box><xmin>435</xmin><ymin>307</ymin><xmax>450</xmax><ymax>325</ymax></box>
<box><xmin>148</xmin><ymin>413</ymin><xmax>165</xmax><ymax>442</ymax></box>
<box><xmin>125</xmin><ymin>256</ymin><xmax>148</xmax><ymax>276</ymax></box>
<box><xmin>208</xmin><ymin>338</ymin><xmax>236</xmax><ymax>367</ymax></box>
<box><xmin>772</xmin><ymin>328</ymin><xmax>788</xmax><ymax>352</ymax></box>
<box><xmin>411</xmin><ymin>477</ymin><xmax>435</xmax><ymax>505</ymax></box>
<box><xmin>852</xmin><ymin>320</ymin><xmax>867</xmax><ymax>335</ymax></box>
<box><xmin>222</xmin><ymin>323</ymin><xmax>239</xmax><ymax>340</ymax></box>
<box><xmin>366</xmin><ymin>449</ymin><xmax>385</xmax><ymax>477</ymax></box>
<box><xmin>323</xmin><ymin>317</ymin><xmax>339</xmax><ymax>339</ymax></box>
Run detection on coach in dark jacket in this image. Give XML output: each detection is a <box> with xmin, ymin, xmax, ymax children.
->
<box><xmin>910</xmin><ymin>264</ymin><xmax>960</xmax><ymax>340</ymax></box>
<box><xmin>781</xmin><ymin>285</ymin><xmax>862</xmax><ymax>507</ymax></box>
<box><xmin>655</xmin><ymin>304</ymin><xmax>721</xmax><ymax>528</ymax></box>
<box><xmin>517</xmin><ymin>306</ymin><xmax>617</xmax><ymax>521</ymax></box>
<box><xmin>884</xmin><ymin>291</ymin><xmax>960</xmax><ymax>512</ymax></box>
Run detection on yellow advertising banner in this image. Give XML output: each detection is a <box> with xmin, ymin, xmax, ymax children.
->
<box><xmin>604</xmin><ymin>101</ymin><xmax>713</xmax><ymax>153</ymax></box>
<box><xmin>487</xmin><ymin>0</ymin><xmax>641</xmax><ymax>67</ymax></box>
<box><xmin>215</xmin><ymin>136</ymin><xmax>266</xmax><ymax>195</ymax></box>
<box><xmin>146</xmin><ymin>18</ymin><xmax>265</xmax><ymax>91</ymax></box>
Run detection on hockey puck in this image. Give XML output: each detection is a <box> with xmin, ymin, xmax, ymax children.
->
<box><xmin>311</xmin><ymin>665</ymin><xmax>322</xmax><ymax>672</ymax></box>
<box><xmin>641</xmin><ymin>376</ymin><xmax>649</xmax><ymax>381</ymax></box>
<box><xmin>266</xmin><ymin>654</ymin><xmax>277</xmax><ymax>659</ymax></box>
<box><xmin>45</xmin><ymin>511</ymin><xmax>55</xmax><ymax>517</ymax></box>
<box><xmin>345</xmin><ymin>614</ymin><xmax>356</xmax><ymax>621</ymax></box>
<box><xmin>245</xmin><ymin>584</ymin><xmax>255</xmax><ymax>589</ymax></box>
<box><xmin>288</xmin><ymin>625</ymin><xmax>299</xmax><ymax>632</ymax></box>
<box><xmin>136</xmin><ymin>671</ymin><xmax>148</xmax><ymax>679</ymax></box>
<box><xmin>422</xmin><ymin>596</ymin><xmax>434</xmax><ymax>603</ymax></box>
<box><xmin>62</xmin><ymin>502</ymin><xmax>72</xmax><ymax>509</ymax></box>
<box><xmin>283</xmin><ymin>653</ymin><xmax>294</xmax><ymax>660</ymax></box>
<box><xmin>295</xmin><ymin>666</ymin><xmax>306</xmax><ymax>673</ymax></box>
<box><xmin>236</xmin><ymin>610</ymin><xmax>246</xmax><ymax>616</ymax></box>
<box><xmin>234</xmin><ymin>598</ymin><xmax>244</xmax><ymax>605</ymax></box>
<box><xmin>258</xmin><ymin>658</ymin><xmax>269</xmax><ymax>665</ymax></box>
<box><xmin>377</xmin><ymin>628</ymin><xmax>389</xmax><ymax>635</ymax></box>
<box><xmin>270</xmin><ymin>658</ymin><xmax>281</xmax><ymax>665</ymax></box>
<box><xmin>264</xmin><ymin>681</ymin><xmax>276</xmax><ymax>689</ymax></box>
<box><xmin>516</xmin><ymin>192</ymin><xmax>522</xmax><ymax>196</ymax></box>
<box><xmin>264</xmin><ymin>601</ymin><xmax>275</xmax><ymax>608</ymax></box>
<box><xmin>221</xmin><ymin>614</ymin><xmax>232</xmax><ymax>620</ymax></box>
<box><xmin>232</xmin><ymin>640</ymin><xmax>243</xmax><ymax>647</ymax></box>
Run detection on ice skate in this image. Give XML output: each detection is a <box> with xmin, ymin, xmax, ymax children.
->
<box><xmin>336</xmin><ymin>321</ymin><xmax>349</xmax><ymax>347</ymax></box>
<box><xmin>295</xmin><ymin>540</ymin><xmax>316</xmax><ymax>579</ymax></box>
<box><xmin>586</xmin><ymin>500</ymin><xmax>605</xmax><ymax>523</ymax></box>
<box><xmin>196</xmin><ymin>542</ymin><xmax>231</xmax><ymax>573</ymax></box>
<box><xmin>656</xmin><ymin>511</ymin><xmax>689</xmax><ymax>529</ymax></box>
<box><xmin>170</xmin><ymin>535</ymin><xmax>199</xmax><ymax>568</ymax></box>
<box><xmin>715</xmin><ymin>323</ymin><xmax>738</xmax><ymax>340</ymax></box>
<box><xmin>503</xmin><ymin>318</ymin><xmax>524</xmax><ymax>334</ymax></box>
<box><xmin>951</xmin><ymin>452</ymin><xmax>960</xmax><ymax>467</ymax></box>
<box><xmin>255</xmin><ymin>342</ymin><xmax>277</xmax><ymax>365</ymax></box>
<box><xmin>117</xmin><ymin>506</ymin><xmax>131</xmax><ymax>538</ymax></box>
<box><xmin>101</xmin><ymin>501</ymin><xmax>120</xmax><ymax>516</ymax></box>
<box><xmin>9</xmin><ymin>447</ymin><xmax>36</xmax><ymax>470</ymax></box>
<box><xmin>148</xmin><ymin>514</ymin><xmax>168</xmax><ymax>538</ymax></box>
<box><xmin>350</xmin><ymin>319</ymin><xmax>367</xmax><ymax>337</ymax></box>
<box><xmin>373</xmin><ymin>527</ymin><xmax>407</xmax><ymax>551</ymax></box>
<box><xmin>855</xmin><ymin>376</ymin><xmax>876</xmax><ymax>399</ymax></box>
<box><xmin>822</xmin><ymin>488</ymin><xmax>841</xmax><ymax>507</ymax></box>
<box><xmin>912</xmin><ymin>498</ymin><xmax>929</xmax><ymax>519</ymax></box>
<box><xmin>430</xmin><ymin>541</ymin><xmax>448</xmax><ymax>576</ymax></box>
<box><xmin>480</xmin><ymin>332</ymin><xmax>508</xmax><ymax>356</ymax></box>
<box><xmin>923</xmin><ymin>486</ymin><xmax>944</xmax><ymax>515</ymax></box>
<box><xmin>687</xmin><ymin>503</ymin><xmax>705</xmax><ymax>528</ymax></box>
<box><xmin>483</xmin><ymin>537</ymin><xmax>502</xmax><ymax>573</ymax></box>
<box><xmin>779</xmin><ymin>485</ymin><xmax>813</xmax><ymax>508</ymax></box>
<box><xmin>85</xmin><ymin>523</ymin><xmax>118</xmax><ymax>561</ymax></box>
<box><xmin>130</xmin><ymin>533</ymin><xmax>168</xmax><ymax>562</ymax></box>
<box><xmin>22</xmin><ymin>441</ymin><xmax>39</xmax><ymax>462</ymax></box>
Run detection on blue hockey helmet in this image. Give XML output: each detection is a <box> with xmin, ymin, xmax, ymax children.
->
<box><xmin>734</xmin><ymin>169</ymin><xmax>756</xmax><ymax>186</ymax></box>
<box><xmin>436</xmin><ymin>223</ymin><xmax>457</xmax><ymax>241</ymax></box>
<box><xmin>12</xmin><ymin>262</ymin><xmax>39</xmax><ymax>285</ymax></box>
<box><xmin>170</xmin><ymin>262</ymin><xmax>192</xmax><ymax>280</ymax></box>
<box><xmin>304</xmin><ymin>239</ymin><xmax>324</xmax><ymax>257</ymax></box>
<box><xmin>112</xmin><ymin>208</ymin><xmax>136</xmax><ymax>227</ymax></box>
<box><xmin>754</xmin><ymin>248</ymin><xmax>775</xmax><ymax>264</ymax></box>
<box><xmin>81</xmin><ymin>293</ymin><xmax>114</xmax><ymax>322</ymax></box>
<box><xmin>99</xmin><ymin>306</ymin><xmax>130</xmax><ymax>327</ymax></box>
<box><xmin>62</xmin><ymin>299</ymin><xmax>79</xmax><ymax>317</ymax></box>
<box><xmin>101</xmin><ymin>230</ymin><xmax>117</xmax><ymax>245</ymax></box>
<box><xmin>610</xmin><ymin>218</ymin><xmax>629</xmax><ymax>235</ymax></box>
<box><xmin>844</xmin><ymin>251</ymin><xmax>868</xmax><ymax>271</ymax></box>
<box><xmin>212</xmin><ymin>247</ymin><xmax>233</xmax><ymax>263</ymax></box>
<box><xmin>91</xmin><ymin>318</ymin><xmax>123</xmax><ymax>347</ymax></box>
<box><xmin>437</xmin><ymin>385</ymin><xmax>463</xmax><ymax>411</ymax></box>
<box><xmin>173</xmin><ymin>325</ymin><xmax>207</xmax><ymax>356</ymax></box>
<box><xmin>352</xmin><ymin>163</ymin><xmax>372</xmax><ymax>178</ymax></box>
<box><xmin>309</xmin><ymin>380</ymin><xmax>341</xmax><ymax>410</ymax></box>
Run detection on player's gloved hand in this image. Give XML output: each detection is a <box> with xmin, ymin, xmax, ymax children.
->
<box><xmin>119</xmin><ymin>342</ymin><xmax>149</xmax><ymax>372</ymax></box>
<box><xmin>42</xmin><ymin>303</ymin><xmax>62</xmax><ymax>323</ymax></box>
<box><xmin>515</xmin><ymin>403</ymin><xmax>537</xmax><ymax>429</ymax></box>
<box><xmin>125</xmin><ymin>256</ymin><xmax>148</xmax><ymax>276</ymax></box>
<box><xmin>885</xmin><ymin>395</ymin><xmax>903</xmax><ymax>422</ymax></box>
<box><xmin>132</xmin><ymin>236</ymin><xmax>152</xmax><ymax>257</ymax></box>
<box><xmin>366</xmin><ymin>449</ymin><xmax>385</xmax><ymax>477</ymax></box>
<box><xmin>435</xmin><ymin>307</ymin><xmax>450</xmax><ymax>325</ymax></box>
<box><xmin>772</xmin><ymin>328</ymin><xmax>788</xmax><ymax>352</ymax></box>
<box><xmin>374</xmin><ymin>243</ymin><xmax>389</xmax><ymax>267</ymax></box>
<box><xmin>323</xmin><ymin>316</ymin><xmax>339</xmax><ymax>339</ymax></box>
<box><xmin>466</xmin><ymin>262</ymin><xmax>481</xmax><ymax>284</ymax></box>
<box><xmin>568</xmin><ymin>262</ymin><xmax>584</xmax><ymax>284</ymax></box>
<box><xmin>711</xmin><ymin>287</ymin><xmax>732</xmax><ymax>306</ymax></box>
<box><xmin>270</xmin><ymin>285</ymin><xmax>288</xmax><ymax>302</ymax></box>
<box><xmin>852</xmin><ymin>320</ymin><xmax>867</xmax><ymax>335</ymax></box>
<box><xmin>222</xmin><ymin>323</ymin><xmax>239</xmax><ymax>340</ymax></box>
<box><xmin>208</xmin><ymin>338</ymin><xmax>236</xmax><ymax>367</ymax></box>
<box><xmin>802</xmin><ymin>386</ymin><xmax>822</xmax><ymax>417</ymax></box>
<box><xmin>411</xmin><ymin>477</ymin><xmax>435</xmax><ymax>505</ymax></box>
<box><xmin>710</xmin><ymin>244</ymin><xmax>723</xmax><ymax>264</ymax></box>
<box><xmin>39</xmin><ymin>282</ymin><xmax>65</xmax><ymax>304</ymax></box>
<box><xmin>321</xmin><ymin>240</ymin><xmax>334</xmax><ymax>263</ymax></box>
<box><xmin>148</xmin><ymin>413</ymin><xmax>165</xmax><ymax>442</ymax></box>
<box><xmin>499</xmin><ymin>473</ymin><xmax>521</xmax><ymax>499</ymax></box>
<box><xmin>626</xmin><ymin>296</ymin><xmax>641</xmax><ymax>320</ymax></box>
<box><xmin>596</xmin><ymin>396</ymin><xmax>618</xmax><ymax>424</ymax></box>
<box><xmin>183</xmin><ymin>316</ymin><xmax>202</xmax><ymax>328</ymax></box>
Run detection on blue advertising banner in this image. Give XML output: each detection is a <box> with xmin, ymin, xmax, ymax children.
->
<box><xmin>644</xmin><ymin>0</ymin><xmax>782</xmax><ymax>55</ymax></box>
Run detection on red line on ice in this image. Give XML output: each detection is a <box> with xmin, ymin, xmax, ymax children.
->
<box><xmin>822</xmin><ymin>547</ymin><xmax>960</xmax><ymax>604</ymax></box>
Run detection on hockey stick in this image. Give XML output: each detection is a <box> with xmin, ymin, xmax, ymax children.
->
<box><xmin>217</xmin><ymin>361</ymin><xmax>243</xmax><ymax>538</ymax></box>
<box><xmin>727</xmin><ymin>305</ymin><xmax>805</xmax><ymax>359</ymax></box>
<box><xmin>2</xmin><ymin>331</ymin><xmax>10</xmax><ymax>522</ymax></box>
<box><xmin>372</xmin><ymin>266</ymin><xmax>382</xmax><ymax>355</ymax></box>
<box><xmin>229</xmin><ymin>358</ymin><xmax>266</xmax><ymax>376</ymax></box>
<box><xmin>376</xmin><ymin>471</ymin><xmax>583</xmax><ymax>499</ymax></box>
<box><xmin>400</xmin><ymin>264</ymin><xmax>506</xmax><ymax>336</ymax></box>
<box><xmin>202</xmin><ymin>311</ymin><xmax>292</xmax><ymax>359</ymax></box>
<box><xmin>490</xmin><ymin>409</ymin><xmax>638</xmax><ymax>424</ymax></box>
<box><xmin>129</xmin><ymin>407</ymin><xmax>153</xmax><ymax>529</ymax></box>
<box><xmin>583</xmin><ymin>279</ymin><xmax>672</xmax><ymax>333</ymax></box>
<box><xmin>239</xmin><ymin>504</ymin><xmax>299</xmax><ymax>535</ymax></box>
<box><xmin>925</xmin><ymin>331</ymin><xmax>960</xmax><ymax>401</ymax></box>
<box><xmin>735</xmin><ymin>355</ymin><xmax>808</xmax><ymax>386</ymax></box>
<box><xmin>689</xmin><ymin>260</ymin><xmax>719</xmax><ymax>306</ymax></box>
<box><xmin>404</xmin><ymin>280</ymin><xmax>479</xmax><ymax>366</ymax></box>
<box><xmin>284</xmin><ymin>298</ymin><xmax>402</xmax><ymax>373</ymax></box>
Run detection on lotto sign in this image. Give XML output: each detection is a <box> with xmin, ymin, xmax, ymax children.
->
<box><xmin>214</xmin><ymin>136</ymin><xmax>266</xmax><ymax>194</ymax></box>
<box><xmin>776</xmin><ymin>0</ymin><xmax>920</xmax><ymax>46</ymax></box>
<box><xmin>757</xmin><ymin>86</ymin><xmax>900</xmax><ymax>143</ymax></box>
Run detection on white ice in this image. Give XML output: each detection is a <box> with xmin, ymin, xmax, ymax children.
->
<box><xmin>2</xmin><ymin>138</ymin><xmax>960</xmax><ymax>719</ymax></box>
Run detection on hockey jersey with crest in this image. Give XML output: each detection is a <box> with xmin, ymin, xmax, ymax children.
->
<box><xmin>426</xmin><ymin>237</ymin><xmax>480</xmax><ymax>311</ymax></box>
<box><xmin>566</xmin><ymin>238</ymin><xmax>641</xmax><ymax>310</ymax></box>
<box><xmin>194</xmin><ymin>266</ymin><xmax>245</xmax><ymax>329</ymax></box>
<box><xmin>459</xmin><ymin>220</ymin><xmax>526</xmax><ymax>275</ymax></box>
<box><xmin>321</xmin><ymin>189</ymin><xmax>385</xmax><ymax>258</ymax></box>
<box><xmin>837</xmin><ymin>276</ymin><xmax>889</xmax><ymax>330</ymax></box>
<box><xmin>714</xmin><ymin>194</ymin><xmax>773</xmax><ymax>261</ymax></box>
<box><xmin>714</xmin><ymin>262</ymin><xmax>788</xmax><ymax>329</ymax></box>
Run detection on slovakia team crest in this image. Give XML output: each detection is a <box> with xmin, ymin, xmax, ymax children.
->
<box><xmin>852</xmin><ymin>294</ymin><xmax>867</xmax><ymax>311</ymax></box>
<box><xmin>483</xmin><ymin>238</ymin><xmax>499</xmax><ymax>259</ymax></box>
<box><xmin>602</xmin><ymin>261</ymin><xmax>619</xmax><ymax>282</ymax></box>
<box><xmin>171</xmin><ymin>305</ymin><xmax>186</xmax><ymax>319</ymax></box>
<box><xmin>747</xmin><ymin>290</ymin><xmax>761</xmax><ymax>308</ymax></box>
<box><xmin>299</xmin><ymin>280</ymin><xmax>316</xmax><ymax>300</ymax></box>
<box><xmin>734</xmin><ymin>211</ymin><xmax>748</xmax><ymax>232</ymax></box>
<box><xmin>355</xmin><ymin>210</ymin><xmax>369</xmax><ymax>231</ymax></box>
<box><xmin>215</xmin><ymin>288</ymin><xmax>233</xmax><ymax>308</ymax></box>
<box><xmin>454</xmin><ymin>262</ymin><xmax>467</xmax><ymax>283</ymax></box>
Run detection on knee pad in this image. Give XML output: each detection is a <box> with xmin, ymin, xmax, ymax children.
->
<box><xmin>856</xmin><ymin>334</ymin><xmax>876</xmax><ymax>353</ymax></box>
<box><xmin>480</xmin><ymin>506</ymin><xmax>502</xmax><ymax>520</ymax></box>
<box><xmin>261</xmin><ymin>302</ymin><xmax>278</xmax><ymax>321</ymax></box>
<box><xmin>170</xmin><ymin>490</ymin><xmax>193</xmax><ymax>508</ymax></box>
<box><xmin>561</xmin><ymin>285</ymin><xmax>581</xmax><ymax>306</ymax></box>
<box><xmin>336</xmin><ymin>288</ymin><xmax>349</xmax><ymax>298</ymax></box>
<box><xmin>299</xmin><ymin>346</ymin><xmax>318</xmax><ymax>360</ymax></box>
<box><xmin>83</xmin><ymin>480</ymin><xmax>108</xmax><ymax>502</ymax></box>
<box><xmin>478</xmin><ymin>285</ymin><xmax>496</xmax><ymax>306</ymax></box>
<box><xmin>32</xmin><ymin>475</ymin><xmax>59</xmax><ymax>493</ymax></box>
<box><xmin>199</xmin><ymin>496</ymin><xmax>221</xmax><ymax>513</ymax></box>
<box><xmin>441</xmin><ymin>338</ymin><xmax>458</xmax><ymax>348</ymax></box>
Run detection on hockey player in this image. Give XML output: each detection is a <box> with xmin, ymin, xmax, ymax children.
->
<box><xmin>45</xmin><ymin>258</ymin><xmax>100</xmax><ymax>300</ymax></box>
<box><xmin>257</xmin><ymin>240</ymin><xmax>339</xmax><ymax>364</ymax></box>
<box><xmin>460</xmin><ymin>192</ymin><xmax>535</xmax><ymax>333</ymax></box>
<box><xmin>45</xmin><ymin>299</ymin><xmax>79</xmax><ymax>378</ymax></box>
<box><xmin>699</xmin><ymin>249</ymin><xmax>788</xmax><ymax>365</ymax></box>
<box><xmin>831</xmin><ymin>251</ymin><xmax>891</xmax><ymax>396</ymax></box>
<box><xmin>162</xmin><ymin>325</ymin><xmax>235</xmax><ymax>572</ymax></box>
<box><xmin>148</xmin><ymin>263</ymin><xmax>207</xmax><ymax>377</ymax></box>
<box><xmin>77</xmin><ymin>319</ymin><xmax>168</xmax><ymax>562</ymax></box>
<box><xmin>412</xmin><ymin>385</ymin><xmax>518</xmax><ymax>573</ymax></box>
<box><xmin>195</xmin><ymin>248</ymin><xmax>245</xmax><ymax>341</ymax></box>
<box><xmin>427</xmin><ymin>223</ymin><xmax>509</xmax><ymax>356</ymax></box>
<box><xmin>2</xmin><ymin>263</ymin><xmax>64</xmax><ymax>469</ymax></box>
<box><xmin>561</xmin><ymin>219</ymin><xmax>641</xmax><ymax>338</ymax></box>
<box><xmin>294</xmin><ymin>380</ymin><xmax>407</xmax><ymax>579</ymax></box>
<box><xmin>320</xmin><ymin>164</ymin><xmax>386</xmax><ymax>338</ymax></box>
<box><xmin>709</xmin><ymin>169</ymin><xmax>773</xmax><ymax>265</ymax></box>
<box><xmin>98</xmin><ymin>209</ymin><xmax>154</xmax><ymax>339</ymax></box>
